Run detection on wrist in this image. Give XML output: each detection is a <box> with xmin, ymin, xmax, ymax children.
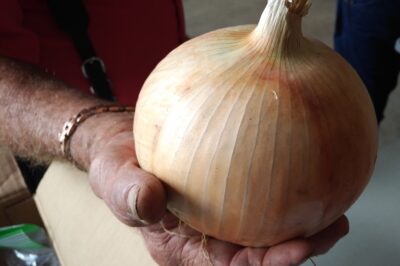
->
<box><xmin>69</xmin><ymin>111</ymin><xmax>134</xmax><ymax>170</ymax></box>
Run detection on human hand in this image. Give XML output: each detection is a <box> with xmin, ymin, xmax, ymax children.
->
<box><xmin>71</xmin><ymin>112</ymin><xmax>168</xmax><ymax>226</ymax></box>
<box><xmin>141</xmin><ymin>214</ymin><xmax>349</xmax><ymax>266</ymax></box>
<box><xmin>73</xmin><ymin>112</ymin><xmax>348</xmax><ymax>265</ymax></box>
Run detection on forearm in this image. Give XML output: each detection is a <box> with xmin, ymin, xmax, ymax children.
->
<box><xmin>0</xmin><ymin>56</ymin><xmax>132</xmax><ymax>169</ymax></box>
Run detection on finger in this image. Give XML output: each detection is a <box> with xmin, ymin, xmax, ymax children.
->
<box><xmin>141</xmin><ymin>212</ymin><xmax>206</xmax><ymax>245</ymax></box>
<box><xmin>89</xmin><ymin>149</ymin><xmax>167</xmax><ymax>226</ymax></box>
<box><xmin>110</xmin><ymin>163</ymin><xmax>167</xmax><ymax>226</ymax></box>
<box><xmin>141</xmin><ymin>213</ymin><xmax>242</xmax><ymax>266</ymax></box>
<box><xmin>308</xmin><ymin>215</ymin><xmax>349</xmax><ymax>255</ymax></box>
<box><xmin>140</xmin><ymin>214</ymin><xmax>203</xmax><ymax>266</ymax></box>
<box><xmin>218</xmin><ymin>247</ymin><xmax>265</xmax><ymax>266</ymax></box>
<box><xmin>260</xmin><ymin>216</ymin><xmax>349</xmax><ymax>265</ymax></box>
<box><xmin>262</xmin><ymin>239</ymin><xmax>314</xmax><ymax>266</ymax></box>
<box><xmin>205</xmin><ymin>237</ymin><xmax>242</xmax><ymax>266</ymax></box>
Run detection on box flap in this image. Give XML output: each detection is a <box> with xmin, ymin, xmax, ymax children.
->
<box><xmin>0</xmin><ymin>147</ymin><xmax>30</xmax><ymax>204</ymax></box>
<box><xmin>0</xmin><ymin>147</ymin><xmax>39</xmax><ymax>227</ymax></box>
<box><xmin>35</xmin><ymin>161</ymin><xmax>157</xmax><ymax>266</ymax></box>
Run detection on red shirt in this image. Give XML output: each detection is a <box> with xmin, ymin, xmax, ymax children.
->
<box><xmin>0</xmin><ymin>0</ymin><xmax>186</xmax><ymax>105</ymax></box>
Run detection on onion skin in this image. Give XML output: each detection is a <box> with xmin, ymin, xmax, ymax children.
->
<box><xmin>134</xmin><ymin>0</ymin><xmax>378</xmax><ymax>247</ymax></box>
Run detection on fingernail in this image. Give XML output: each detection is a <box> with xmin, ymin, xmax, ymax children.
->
<box><xmin>127</xmin><ymin>185</ymin><xmax>149</xmax><ymax>225</ymax></box>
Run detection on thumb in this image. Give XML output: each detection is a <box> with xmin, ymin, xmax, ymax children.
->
<box><xmin>89</xmin><ymin>153</ymin><xmax>167</xmax><ymax>227</ymax></box>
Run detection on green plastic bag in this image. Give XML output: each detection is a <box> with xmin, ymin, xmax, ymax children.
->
<box><xmin>0</xmin><ymin>224</ymin><xmax>59</xmax><ymax>266</ymax></box>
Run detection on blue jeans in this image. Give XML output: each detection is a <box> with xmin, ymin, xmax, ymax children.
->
<box><xmin>335</xmin><ymin>0</ymin><xmax>400</xmax><ymax>122</ymax></box>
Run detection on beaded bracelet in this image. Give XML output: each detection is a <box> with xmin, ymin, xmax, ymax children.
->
<box><xmin>58</xmin><ymin>105</ymin><xmax>135</xmax><ymax>163</ymax></box>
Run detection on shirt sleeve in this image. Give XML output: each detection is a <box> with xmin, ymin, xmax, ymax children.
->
<box><xmin>0</xmin><ymin>0</ymin><xmax>40</xmax><ymax>64</ymax></box>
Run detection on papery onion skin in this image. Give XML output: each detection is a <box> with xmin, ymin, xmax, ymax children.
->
<box><xmin>134</xmin><ymin>0</ymin><xmax>378</xmax><ymax>247</ymax></box>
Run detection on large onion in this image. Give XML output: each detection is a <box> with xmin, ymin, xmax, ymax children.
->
<box><xmin>134</xmin><ymin>0</ymin><xmax>378</xmax><ymax>247</ymax></box>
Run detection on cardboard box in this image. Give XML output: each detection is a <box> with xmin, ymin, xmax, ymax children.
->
<box><xmin>35</xmin><ymin>161</ymin><xmax>157</xmax><ymax>266</ymax></box>
<box><xmin>0</xmin><ymin>147</ymin><xmax>156</xmax><ymax>265</ymax></box>
<box><xmin>0</xmin><ymin>147</ymin><xmax>42</xmax><ymax>227</ymax></box>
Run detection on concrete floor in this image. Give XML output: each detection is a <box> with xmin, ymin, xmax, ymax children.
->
<box><xmin>183</xmin><ymin>0</ymin><xmax>400</xmax><ymax>265</ymax></box>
